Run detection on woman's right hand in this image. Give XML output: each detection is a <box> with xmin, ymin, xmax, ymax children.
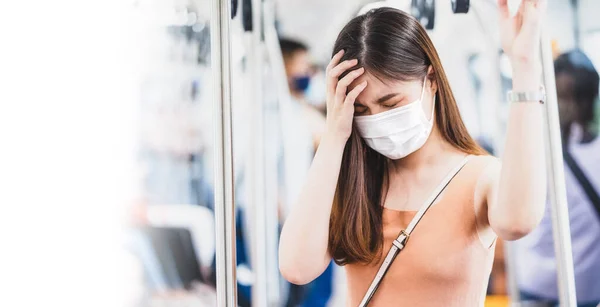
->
<box><xmin>325</xmin><ymin>50</ymin><xmax>367</xmax><ymax>142</ymax></box>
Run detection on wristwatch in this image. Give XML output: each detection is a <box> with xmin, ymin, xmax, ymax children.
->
<box><xmin>507</xmin><ymin>85</ymin><xmax>546</xmax><ymax>104</ymax></box>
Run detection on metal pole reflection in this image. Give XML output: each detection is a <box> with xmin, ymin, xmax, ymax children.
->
<box><xmin>540</xmin><ymin>29</ymin><xmax>577</xmax><ymax>307</ymax></box>
<box><xmin>211</xmin><ymin>0</ymin><xmax>237</xmax><ymax>305</ymax></box>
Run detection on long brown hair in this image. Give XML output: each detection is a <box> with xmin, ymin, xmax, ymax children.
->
<box><xmin>328</xmin><ymin>8</ymin><xmax>486</xmax><ymax>265</ymax></box>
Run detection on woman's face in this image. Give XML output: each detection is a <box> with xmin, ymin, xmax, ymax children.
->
<box><xmin>349</xmin><ymin>71</ymin><xmax>437</xmax><ymax>118</ymax></box>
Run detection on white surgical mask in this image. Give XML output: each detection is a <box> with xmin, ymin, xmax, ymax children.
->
<box><xmin>354</xmin><ymin>77</ymin><xmax>435</xmax><ymax>160</ymax></box>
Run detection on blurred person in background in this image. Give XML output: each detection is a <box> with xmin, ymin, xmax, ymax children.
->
<box><xmin>280</xmin><ymin>38</ymin><xmax>327</xmax><ymax>151</ymax></box>
<box><xmin>279</xmin><ymin>37</ymin><xmax>333</xmax><ymax>307</ymax></box>
<box><xmin>515</xmin><ymin>50</ymin><xmax>600</xmax><ymax>307</ymax></box>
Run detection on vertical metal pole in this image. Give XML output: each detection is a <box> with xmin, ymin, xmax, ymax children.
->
<box><xmin>248</xmin><ymin>0</ymin><xmax>269</xmax><ymax>305</ymax></box>
<box><xmin>505</xmin><ymin>243</ymin><xmax>521</xmax><ymax>306</ymax></box>
<box><xmin>211</xmin><ymin>0</ymin><xmax>237</xmax><ymax>305</ymax></box>
<box><xmin>540</xmin><ymin>29</ymin><xmax>578</xmax><ymax>307</ymax></box>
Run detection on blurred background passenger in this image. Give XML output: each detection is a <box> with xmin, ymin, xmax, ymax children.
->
<box><xmin>280</xmin><ymin>38</ymin><xmax>327</xmax><ymax>151</ymax></box>
<box><xmin>515</xmin><ymin>50</ymin><xmax>600</xmax><ymax>307</ymax></box>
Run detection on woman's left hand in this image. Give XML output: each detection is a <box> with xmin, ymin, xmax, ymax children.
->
<box><xmin>484</xmin><ymin>2</ymin><xmax>548</xmax><ymax>243</ymax></box>
<box><xmin>498</xmin><ymin>0</ymin><xmax>547</xmax><ymax>72</ymax></box>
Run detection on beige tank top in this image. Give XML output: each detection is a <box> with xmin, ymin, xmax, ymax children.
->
<box><xmin>345</xmin><ymin>156</ymin><xmax>496</xmax><ymax>307</ymax></box>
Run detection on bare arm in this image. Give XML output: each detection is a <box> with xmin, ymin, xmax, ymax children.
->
<box><xmin>481</xmin><ymin>0</ymin><xmax>548</xmax><ymax>241</ymax></box>
<box><xmin>278</xmin><ymin>135</ymin><xmax>345</xmax><ymax>284</ymax></box>
<box><xmin>278</xmin><ymin>51</ymin><xmax>367</xmax><ymax>284</ymax></box>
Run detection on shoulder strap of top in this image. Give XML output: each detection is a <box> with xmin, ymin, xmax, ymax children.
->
<box><xmin>358</xmin><ymin>155</ymin><xmax>473</xmax><ymax>307</ymax></box>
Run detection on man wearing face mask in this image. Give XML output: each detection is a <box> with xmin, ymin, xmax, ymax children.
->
<box><xmin>280</xmin><ymin>38</ymin><xmax>327</xmax><ymax>151</ymax></box>
<box><xmin>280</xmin><ymin>38</ymin><xmax>312</xmax><ymax>98</ymax></box>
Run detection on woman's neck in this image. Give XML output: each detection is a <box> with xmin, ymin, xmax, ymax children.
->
<box><xmin>388</xmin><ymin>126</ymin><xmax>463</xmax><ymax>175</ymax></box>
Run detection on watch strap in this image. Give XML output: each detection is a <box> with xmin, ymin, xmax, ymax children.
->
<box><xmin>507</xmin><ymin>86</ymin><xmax>546</xmax><ymax>104</ymax></box>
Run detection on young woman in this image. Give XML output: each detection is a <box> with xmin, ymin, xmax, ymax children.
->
<box><xmin>279</xmin><ymin>1</ymin><xmax>548</xmax><ymax>306</ymax></box>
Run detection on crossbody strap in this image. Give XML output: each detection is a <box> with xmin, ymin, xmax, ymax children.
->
<box><xmin>358</xmin><ymin>155</ymin><xmax>473</xmax><ymax>307</ymax></box>
<box><xmin>563</xmin><ymin>150</ymin><xmax>600</xmax><ymax>221</ymax></box>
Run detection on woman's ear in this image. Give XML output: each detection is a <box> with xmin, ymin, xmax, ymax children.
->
<box><xmin>427</xmin><ymin>65</ymin><xmax>438</xmax><ymax>94</ymax></box>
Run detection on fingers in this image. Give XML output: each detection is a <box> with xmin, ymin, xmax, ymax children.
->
<box><xmin>326</xmin><ymin>55</ymin><xmax>358</xmax><ymax>105</ymax></box>
<box><xmin>326</xmin><ymin>49</ymin><xmax>345</xmax><ymax>75</ymax></box>
<box><xmin>344</xmin><ymin>81</ymin><xmax>367</xmax><ymax>106</ymax></box>
<box><xmin>523</xmin><ymin>0</ymin><xmax>539</xmax><ymax>23</ymax></box>
<box><xmin>515</xmin><ymin>0</ymin><xmax>525</xmax><ymax>26</ymax></box>
<box><xmin>521</xmin><ymin>0</ymin><xmax>545</xmax><ymax>37</ymax></box>
<box><xmin>335</xmin><ymin>67</ymin><xmax>365</xmax><ymax>105</ymax></box>
<box><xmin>498</xmin><ymin>0</ymin><xmax>509</xmax><ymax>18</ymax></box>
<box><xmin>525</xmin><ymin>0</ymin><xmax>546</xmax><ymax>18</ymax></box>
<box><xmin>326</xmin><ymin>51</ymin><xmax>346</xmax><ymax>91</ymax></box>
<box><xmin>326</xmin><ymin>58</ymin><xmax>360</xmax><ymax>107</ymax></box>
<box><xmin>329</xmin><ymin>59</ymin><xmax>359</xmax><ymax>80</ymax></box>
<box><xmin>326</xmin><ymin>51</ymin><xmax>345</xmax><ymax>102</ymax></box>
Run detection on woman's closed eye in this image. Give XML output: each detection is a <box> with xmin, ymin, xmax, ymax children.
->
<box><xmin>354</xmin><ymin>104</ymin><xmax>368</xmax><ymax>115</ymax></box>
<box><xmin>382</xmin><ymin>101</ymin><xmax>399</xmax><ymax>108</ymax></box>
<box><xmin>353</xmin><ymin>101</ymin><xmax>401</xmax><ymax>115</ymax></box>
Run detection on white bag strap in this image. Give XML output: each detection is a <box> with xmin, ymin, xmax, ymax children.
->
<box><xmin>358</xmin><ymin>155</ymin><xmax>473</xmax><ymax>307</ymax></box>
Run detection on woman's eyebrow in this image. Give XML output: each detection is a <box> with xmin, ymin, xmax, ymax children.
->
<box><xmin>355</xmin><ymin>93</ymin><xmax>402</xmax><ymax>106</ymax></box>
<box><xmin>376</xmin><ymin>93</ymin><xmax>399</xmax><ymax>104</ymax></box>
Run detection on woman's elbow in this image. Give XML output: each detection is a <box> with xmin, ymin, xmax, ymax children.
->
<box><xmin>279</xmin><ymin>264</ymin><xmax>314</xmax><ymax>285</ymax></box>
<box><xmin>490</xmin><ymin>199</ymin><xmax>546</xmax><ymax>240</ymax></box>
<box><xmin>494</xmin><ymin>222</ymin><xmax>537</xmax><ymax>241</ymax></box>
<box><xmin>278</xmin><ymin>258</ymin><xmax>318</xmax><ymax>285</ymax></box>
<box><xmin>493</xmin><ymin>215</ymin><xmax>544</xmax><ymax>240</ymax></box>
<box><xmin>278</xmin><ymin>248</ymin><xmax>325</xmax><ymax>285</ymax></box>
<box><xmin>278</xmin><ymin>228</ymin><xmax>328</xmax><ymax>284</ymax></box>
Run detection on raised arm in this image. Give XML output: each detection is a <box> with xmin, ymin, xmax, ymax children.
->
<box><xmin>278</xmin><ymin>50</ymin><xmax>367</xmax><ymax>284</ymax></box>
<box><xmin>481</xmin><ymin>0</ymin><xmax>548</xmax><ymax>241</ymax></box>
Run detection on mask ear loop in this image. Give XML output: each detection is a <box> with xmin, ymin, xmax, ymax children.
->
<box><xmin>420</xmin><ymin>76</ymin><xmax>436</xmax><ymax>123</ymax></box>
<box><xmin>419</xmin><ymin>76</ymin><xmax>427</xmax><ymax>101</ymax></box>
<box><xmin>429</xmin><ymin>95</ymin><xmax>436</xmax><ymax>123</ymax></box>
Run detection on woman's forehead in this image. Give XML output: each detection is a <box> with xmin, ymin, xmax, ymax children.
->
<box><xmin>350</xmin><ymin>72</ymin><xmax>422</xmax><ymax>103</ymax></box>
<box><xmin>350</xmin><ymin>72</ymin><xmax>418</xmax><ymax>89</ymax></box>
